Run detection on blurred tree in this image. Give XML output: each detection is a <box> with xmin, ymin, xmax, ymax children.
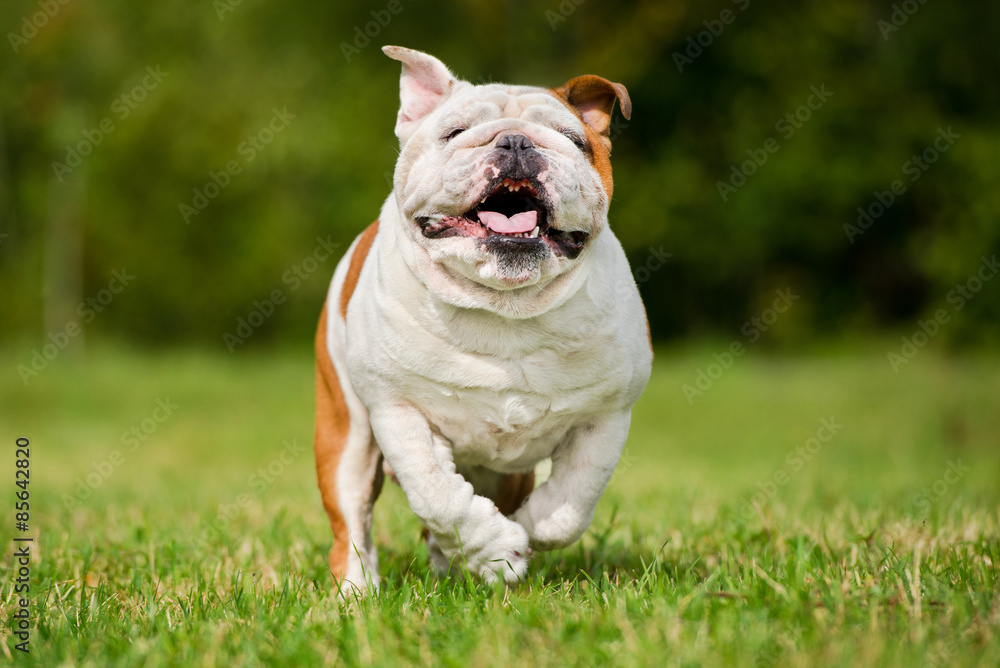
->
<box><xmin>1</xmin><ymin>0</ymin><xmax>997</xmax><ymax>349</ymax></box>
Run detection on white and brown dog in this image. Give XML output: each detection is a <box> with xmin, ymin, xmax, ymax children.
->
<box><xmin>314</xmin><ymin>46</ymin><xmax>651</xmax><ymax>593</ymax></box>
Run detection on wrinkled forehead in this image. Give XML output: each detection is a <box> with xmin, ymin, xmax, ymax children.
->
<box><xmin>441</xmin><ymin>83</ymin><xmax>582</xmax><ymax>127</ymax></box>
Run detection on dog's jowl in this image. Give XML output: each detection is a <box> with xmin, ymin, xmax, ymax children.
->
<box><xmin>314</xmin><ymin>46</ymin><xmax>651</xmax><ymax>594</ymax></box>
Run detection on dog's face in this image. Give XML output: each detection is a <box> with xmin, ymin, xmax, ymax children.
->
<box><xmin>383</xmin><ymin>47</ymin><xmax>630</xmax><ymax>314</ymax></box>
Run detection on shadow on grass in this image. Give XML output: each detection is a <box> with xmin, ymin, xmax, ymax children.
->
<box><xmin>365</xmin><ymin>504</ymin><xmax>707</xmax><ymax>595</ymax></box>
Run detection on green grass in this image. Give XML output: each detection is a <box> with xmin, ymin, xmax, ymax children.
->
<box><xmin>1</xmin><ymin>343</ymin><xmax>998</xmax><ymax>666</ymax></box>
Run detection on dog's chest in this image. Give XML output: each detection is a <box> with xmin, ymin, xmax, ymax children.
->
<box><xmin>384</xmin><ymin>339</ymin><xmax>626</xmax><ymax>470</ymax></box>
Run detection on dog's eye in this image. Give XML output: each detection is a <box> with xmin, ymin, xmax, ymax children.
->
<box><xmin>443</xmin><ymin>127</ymin><xmax>466</xmax><ymax>141</ymax></box>
<box><xmin>559</xmin><ymin>128</ymin><xmax>588</xmax><ymax>152</ymax></box>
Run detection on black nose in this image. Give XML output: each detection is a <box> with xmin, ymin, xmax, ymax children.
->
<box><xmin>493</xmin><ymin>133</ymin><xmax>543</xmax><ymax>180</ymax></box>
<box><xmin>496</xmin><ymin>134</ymin><xmax>535</xmax><ymax>153</ymax></box>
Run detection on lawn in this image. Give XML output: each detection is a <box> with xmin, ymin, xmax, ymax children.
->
<box><xmin>1</xmin><ymin>343</ymin><xmax>998</xmax><ymax>666</ymax></box>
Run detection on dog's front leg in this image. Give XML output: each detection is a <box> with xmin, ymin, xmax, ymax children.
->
<box><xmin>513</xmin><ymin>413</ymin><xmax>631</xmax><ymax>551</ymax></box>
<box><xmin>370</xmin><ymin>405</ymin><xmax>530</xmax><ymax>584</ymax></box>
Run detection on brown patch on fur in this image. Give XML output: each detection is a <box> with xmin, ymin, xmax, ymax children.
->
<box><xmin>314</xmin><ymin>302</ymin><xmax>351</xmax><ymax>578</ymax></box>
<box><xmin>339</xmin><ymin>220</ymin><xmax>380</xmax><ymax>319</ymax></box>
<box><xmin>550</xmin><ymin>75</ymin><xmax>631</xmax><ymax>200</ymax></box>
<box><xmin>316</xmin><ymin>222</ymin><xmax>387</xmax><ymax>581</ymax></box>
<box><xmin>570</xmin><ymin>121</ymin><xmax>617</xmax><ymax>201</ymax></box>
<box><xmin>494</xmin><ymin>471</ymin><xmax>536</xmax><ymax>517</ymax></box>
<box><xmin>554</xmin><ymin>75</ymin><xmax>632</xmax><ymax>130</ymax></box>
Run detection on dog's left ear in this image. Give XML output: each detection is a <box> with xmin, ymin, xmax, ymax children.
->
<box><xmin>382</xmin><ymin>45</ymin><xmax>457</xmax><ymax>144</ymax></box>
<box><xmin>553</xmin><ymin>75</ymin><xmax>632</xmax><ymax>139</ymax></box>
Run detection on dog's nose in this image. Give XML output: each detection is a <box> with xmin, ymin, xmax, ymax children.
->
<box><xmin>494</xmin><ymin>133</ymin><xmax>543</xmax><ymax>180</ymax></box>
<box><xmin>496</xmin><ymin>134</ymin><xmax>535</xmax><ymax>153</ymax></box>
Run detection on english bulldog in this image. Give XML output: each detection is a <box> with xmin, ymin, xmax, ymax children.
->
<box><xmin>314</xmin><ymin>46</ymin><xmax>651</xmax><ymax>593</ymax></box>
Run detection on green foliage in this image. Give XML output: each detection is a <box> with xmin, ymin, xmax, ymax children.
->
<box><xmin>1</xmin><ymin>346</ymin><xmax>997</xmax><ymax>665</ymax></box>
<box><xmin>1</xmin><ymin>1</ymin><xmax>998</xmax><ymax>348</ymax></box>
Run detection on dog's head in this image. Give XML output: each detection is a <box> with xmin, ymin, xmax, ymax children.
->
<box><xmin>383</xmin><ymin>46</ymin><xmax>630</xmax><ymax>316</ymax></box>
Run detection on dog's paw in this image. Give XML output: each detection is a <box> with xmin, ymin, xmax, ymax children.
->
<box><xmin>424</xmin><ymin>496</ymin><xmax>532</xmax><ymax>584</ymax></box>
<box><xmin>514</xmin><ymin>502</ymin><xmax>589</xmax><ymax>551</ymax></box>
<box><xmin>333</xmin><ymin>575</ymin><xmax>380</xmax><ymax>603</ymax></box>
<box><xmin>464</xmin><ymin>516</ymin><xmax>531</xmax><ymax>585</ymax></box>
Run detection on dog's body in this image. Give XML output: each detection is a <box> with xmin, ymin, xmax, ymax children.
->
<box><xmin>315</xmin><ymin>47</ymin><xmax>651</xmax><ymax>592</ymax></box>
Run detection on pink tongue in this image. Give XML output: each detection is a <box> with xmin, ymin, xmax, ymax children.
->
<box><xmin>479</xmin><ymin>210</ymin><xmax>538</xmax><ymax>234</ymax></box>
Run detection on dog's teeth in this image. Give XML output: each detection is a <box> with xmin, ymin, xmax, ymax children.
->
<box><xmin>481</xmin><ymin>197</ymin><xmax>487</xmax><ymax>203</ymax></box>
<box><xmin>529</xmin><ymin>226</ymin><xmax>540</xmax><ymax>238</ymax></box>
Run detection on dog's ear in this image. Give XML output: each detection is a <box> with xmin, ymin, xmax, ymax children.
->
<box><xmin>382</xmin><ymin>46</ymin><xmax>457</xmax><ymax>144</ymax></box>
<box><xmin>552</xmin><ymin>75</ymin><xmax>631</xmax><ymax>139</ymax></box>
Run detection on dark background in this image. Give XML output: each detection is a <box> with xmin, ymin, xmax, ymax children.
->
<box><xmin>2</xmin><ymin>0</ymin><xmax>998</xmax><ymax>353</ymax></box>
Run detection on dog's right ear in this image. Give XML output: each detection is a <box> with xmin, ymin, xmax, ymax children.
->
<box><xmin>382</xmin><ymin>46</ymin><xmax>457</xmax><ymax>144</ymax></box>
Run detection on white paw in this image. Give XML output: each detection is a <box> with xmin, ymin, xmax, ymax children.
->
<box><xmin>464</xmin><ymin>516</ymin><xmax>531</xmax><ymax>585</ymax></box>
<box><xmin>514</xmin><ymin>503</ymin><xmax>589</xmax><ymax>551</ymax></box>
<box><xmin>334</xmin><ymin>574</ymin><xmax>380</xmax><ymax>602</ymax></box>
<box><xmin>335</xmin><ymin>552</ymin><xmax>381</xmax><ymax>600</ymax></box>
<box><xmin>431</xmin><ymin>514</ymin><xmax>531</xmax><ymax>585</ymax></box>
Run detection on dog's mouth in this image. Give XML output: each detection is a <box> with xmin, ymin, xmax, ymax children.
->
<box><xmin>417</xmin><ymin>178</ymin><xmax>588</xmax><ymax>258</ymax></box>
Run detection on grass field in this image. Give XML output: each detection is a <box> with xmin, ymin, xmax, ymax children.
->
<box><xmin>2</xmin><ymin>343</ymin><xmax>998</xmax><ymax>666</ymax></box>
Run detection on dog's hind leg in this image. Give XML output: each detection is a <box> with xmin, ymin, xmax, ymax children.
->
<box><xmin>314</xmin><ymin>301</ymin><xmax>384</xmax><ymax>595</ymax></box>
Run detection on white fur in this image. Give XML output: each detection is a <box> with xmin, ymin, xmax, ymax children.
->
<box><xmin>323</xmin><ymin>234</ymin><xmax>384</xmax><ymax>594</ymax></box>
<box><xmin>324</xmin><ymin>48</ymin><xmax>651</xmax><ymax>588</ymax></box>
